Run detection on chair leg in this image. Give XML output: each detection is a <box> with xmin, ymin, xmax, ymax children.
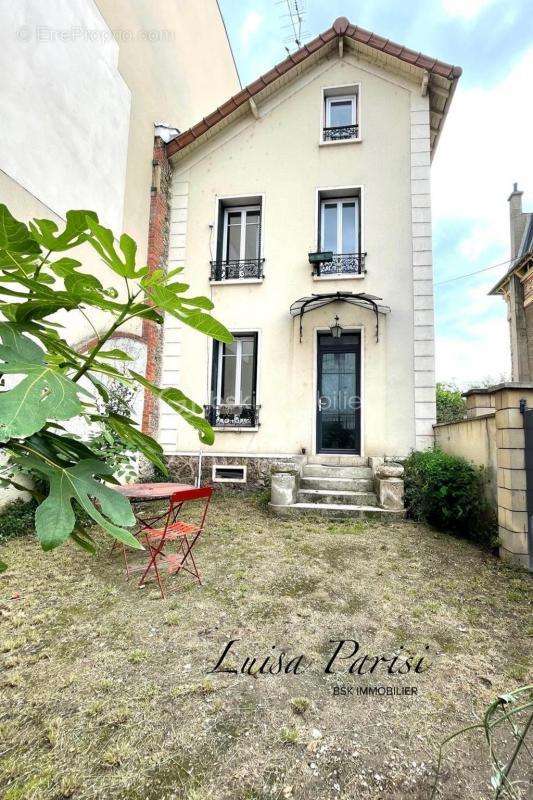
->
<box><xmin>139</xmin><ymin>541</ymin><xmax>166</xmax><ymax>598</ymax></box>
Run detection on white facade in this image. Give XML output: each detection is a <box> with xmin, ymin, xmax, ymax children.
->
<box><xmin>160</xmin><ymin>43</ymin><xmax>443</xmax><ymax>461</ymax></box>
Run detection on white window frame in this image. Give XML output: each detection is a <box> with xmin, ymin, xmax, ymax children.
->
<box><xmin>216</xmin><ymin>334</ymin><xmax>256</xmax><ymax>406</ymax></box>
<box><xmin>325</xmin><ymin>94</ymin><xmax>356</xmax><ymax>129</ymax></box>
<box><xmin>222</xmin><ymin>205</ymin><xmax>261</xmax><ymax>262</ymax></box>
<box><xmin>320</xmin><ymin>84</ymin><xmax>362</xmax><ymax>146</ymax></box>
<box><xmin>320</xmin><ymin>197</ymin><xmax>360</xmax><ymax>254</ymax></box>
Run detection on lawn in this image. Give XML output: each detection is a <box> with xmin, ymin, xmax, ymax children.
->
<box><xmin>1</xmin><ymin>492</ymin><xmax>532</xmax><ymax>800</ymax></box>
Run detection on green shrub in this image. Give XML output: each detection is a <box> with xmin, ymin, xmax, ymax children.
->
<box><xmin>403</xmin><ymin>448</ymin><xmax>498</xmax><ymax>548</ymax></box>
<box><xmin>0</xmin><ymin>499</ymin><xmax>38</xmax><ymax>544</ymax></box>
<box><xmin>0</xmin><ymin>490</ymin><xmax>93</xmax><ymax>546</ymax></box>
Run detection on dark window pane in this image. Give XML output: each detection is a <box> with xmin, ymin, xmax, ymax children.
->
<box><xmin>244</xmin><ymin>213</ymin><xmax>260</xmax><ymax>259</ymax></box>
<box><xmin>226</xmin><ymin>214</ymin><xmax>241</xmax><ymax>260</ymax></box>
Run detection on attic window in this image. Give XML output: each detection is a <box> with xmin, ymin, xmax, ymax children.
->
<box><xmin>322</xmin><ymin>86</ymin><xmax>360</xmax><ymax>143</ymax></box>
<box><xmin>212</xmin><ymin>465</ymin><xmax>247</xmax><ymax>483</ymax></box>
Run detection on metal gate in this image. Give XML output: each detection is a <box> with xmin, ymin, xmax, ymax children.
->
<box><xmin>519</xmin><ymin>399</ymin><xmax>533</xmax><ymax>570</ymax></box>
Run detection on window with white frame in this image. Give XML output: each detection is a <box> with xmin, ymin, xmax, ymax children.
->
<box><xmin>223</xmin><ymin>206</ymin><xmax>261</xmax><ymax>261</ymax></box>
<box><xmin>212</xmin><ymin>201</ymin><xmax>263</xmax><ymax>281</ymax></box>
<box><xmin>315</xmin><ymin>191</ymin><xmax>364</xmax><ymax>276</ymax></box>
<box><xmin>320</xmin><ymin>196</ymin><xmax>360</xmax><ymax>255</ymax></box>
<box><xmin>323</xmin><ymin>87</ymin><xmax>359</xmax><ymax>142</ymax></box>
<box><xmin>206</xmin><ymin>333</ymin><xmax>259</xmax><ymax>428</ymax></box>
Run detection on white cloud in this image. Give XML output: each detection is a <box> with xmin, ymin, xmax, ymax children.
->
<box><xmin>433</xmin><ymin>47</ymin><xmax>533</xmax><ymax>249</ymax></box>
<box><xmin>440</xmin><ymin>0</ymin><xmax>500</xmax><ymax>21</ymax></box>
<box><xmin>436</xmin><ymin>314</ymin><xmax>511</xmax><ymax>387</ymax></box>
<box><xmin>240</xmin><ymin>10</ymin><xmax>264</xmax><ymax>51</ymax></box>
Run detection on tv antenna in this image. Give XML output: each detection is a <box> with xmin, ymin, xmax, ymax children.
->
<box><xmin>276</xmin><ymin>0</ymin><xmax>309</xmax><ymax>51</ymax></box>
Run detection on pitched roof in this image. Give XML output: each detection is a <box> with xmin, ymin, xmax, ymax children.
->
<box><xmin>166</xmin><ymin>16</ymin><xmax>461</xmax><ymax>159</ymax></box>
<box><xmin>490</xmin><ymin>215</ymin><xmax>533</xmax><ymax>295</ymax></box>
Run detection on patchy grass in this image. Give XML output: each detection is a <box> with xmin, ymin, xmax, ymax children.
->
<box><xmin>0</xmin><ymin>492</ymin><xmax>532</xmax><ymax>800</ymax></box>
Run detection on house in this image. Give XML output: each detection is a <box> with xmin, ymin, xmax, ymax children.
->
<box><xmin>148</xmin><ymin>16</ymin><xmax>461</xmax><ymax>498</ymax></box>
<box><xmin>489</xmin><ymin>184</ymin><xmax>533</xmax><ymax>380</ymax></box>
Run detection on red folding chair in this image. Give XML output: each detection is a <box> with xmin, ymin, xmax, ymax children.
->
<box><xmin>134</xmin><ymin>487</ymin><xmax>213</xmax><ymax>599</ymax></box>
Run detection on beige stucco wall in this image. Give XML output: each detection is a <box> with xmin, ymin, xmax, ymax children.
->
<box><xmin>161</xmin><ymin>53</ymin><xmax>432</xmax><ymax>459</ymax></box>
<box><xmin>434</xmin><ymin>415</ymin><xmax>498</xmax><ymax>505</ymax></box>
<box><xmin>96</xmin><ymin>0</ymin><xmax>240</xmax><ymax>264</ymax></box>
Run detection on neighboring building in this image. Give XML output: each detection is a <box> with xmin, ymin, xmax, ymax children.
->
<box><xmin>151</xmin><ymin>16</ymin><xmax>461</xmax><ymax>488</ymax></box>
<box><xmin>490</xmin><ymin>184</ymin><xmax>533</xmax><ymax>380</ymax></box>
<box><xmin>0</xmin><ymin>0</ymin><xmax>240</xmax><ymax>340</ymax></box>
<box><xmin>0</xmin><ymin>0</ymin><xmax>240</xmax><ymax>508</ymax></box>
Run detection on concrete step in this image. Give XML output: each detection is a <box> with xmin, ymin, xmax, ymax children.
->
<box><xmin>269</xmin><ymin>502</ymin><xmax>404</xmax><ymax>520</ymax></box>
<box><xmin>300</xmin><ymin>476</ymin><xmax>374</xmax><ymax>492</ymax></box>
<box><xmin>302</xmin><ymin>465</ymin><xmax>373</xmax><ymax>479</ymax></box>
<box><xmin>306</xmin><ymin>455</ymin><xmax>368</xmax><ymax>467</ymax></box>
<box><xmin>297</xmin><ymin>489</ymin><xmax>378</xmax><ymax>506</ymax></box>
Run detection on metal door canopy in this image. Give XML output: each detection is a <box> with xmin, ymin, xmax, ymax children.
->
<box><xmin>290</xmin><ymin>291</ymin><xmax>390</xmax><ymax>342</ymax></box>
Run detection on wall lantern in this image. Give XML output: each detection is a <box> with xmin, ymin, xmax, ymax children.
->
<box><xmin>330</xmin><ymin>315</ymin><xmax>343</xmax><ymax>338</ymax></box>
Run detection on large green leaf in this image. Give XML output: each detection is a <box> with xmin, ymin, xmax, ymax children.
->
<box><xmin>102</xmin><ymin>414</ymin><xmax>168</xmax><ymax>474</ymax></box>
<box><xmin>19</xmin><ymin>452</ymin><xmax>138</xmax><ymax>550</ymax></box>
<box><xmin>86</xmin><ymin>218</ymin><xmax>137</xmax><ymax>278</ymax></box>
<box><xmin>0</xmin><ymin>324</ymin><xmax>87</xmax><ymax>442</ymax></box>
<box><xmin>29</xmin><ymin>210</ymin><xmax>98</xmax><ymax>251</ymax></box>
<box><xmin>146</xmin><ymin>283</ymin><xmax>232</xmax><ymax>343</ymax></box>
<box><xmin>0</xmin><ymin>204</ymin><xmax>41</xmax><ymax>254</ymax></box>
<box><xmin>129</xmin><ymin>370</ymin><xmax>214</xmax><ymax>445</ymax></box>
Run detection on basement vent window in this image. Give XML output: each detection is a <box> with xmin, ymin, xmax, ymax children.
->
<box><xmin>212</xmin><ymin>465</ymin><xmax>247</xmax><ymax>483</ymax></box>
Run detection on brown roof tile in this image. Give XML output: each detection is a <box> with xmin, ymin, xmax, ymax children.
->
<box><xmin>167</xmin><ymin>16</ymin><xmax>461</xmax><ymax>157</ymax></box>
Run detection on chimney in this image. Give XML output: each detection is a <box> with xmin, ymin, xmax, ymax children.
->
<box><xmin>509</xmin><ymin>182</ymin><xmax>526</xmax><ymax>260</ymax></box>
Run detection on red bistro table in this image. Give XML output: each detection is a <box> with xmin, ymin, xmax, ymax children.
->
<box><xmin>114</xmin><ymin>482</ymin><xmax>194</xmax><ymax>504</ymax></box>
<box><xmin>112</xmin><ymin>483</ymin><xmax>195</xmax><ymax>580</ymax></box>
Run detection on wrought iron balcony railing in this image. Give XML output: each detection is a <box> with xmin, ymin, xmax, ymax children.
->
<box><xmin>313</xmin><ymin>252</ymin><xmax>366</xmax><ymax>277</ymax></box>
<box><xmin>322</xmin><ymin>124</ymin><xmax>359</xmax><ymax>142</ymax></box>
<box><xmin>204</xmin><ymin>404</ymin><xmax>260</xmax><ymax>428</ymax></box>
<box><xmin>210</xmin><ymin>258</ymin><xmax>264</xmax><ymax>282</ymax></box>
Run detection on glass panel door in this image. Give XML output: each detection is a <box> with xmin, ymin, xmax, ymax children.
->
<box><xmin>316</xmin><ymin>332</ymin><xmax>361</xmax><ymax>453</ymax></box>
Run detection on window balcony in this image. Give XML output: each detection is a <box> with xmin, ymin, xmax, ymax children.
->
<box><xmin>204</xmin><ymin>403</ymin><xmax>260</xmax><ymax>429</ymax></box>
<box><xmin>210</xmin><ymin>258</ymin><xmax>264</xmax><ymax>282</ymax></box>
<box><xmin>311</xmin><ymin>252</ymin><xmax>366</xmax><ymax>277</ymax></box>
<box><xmin>322</xmin><ymin>124</ymin><xmax>359</xmax><ymax>142</ymax></box>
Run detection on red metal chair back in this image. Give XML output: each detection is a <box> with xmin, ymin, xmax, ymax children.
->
<box><xmin>138</xmin><ymin>486</ymin><xmax>213</xmax><ymax>598</ymax></box>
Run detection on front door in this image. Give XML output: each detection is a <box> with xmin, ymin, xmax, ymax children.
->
<box><xmin>316</xmin><ymin>331</ymin><xmax>361</xmax><ymax>454</ymax></box>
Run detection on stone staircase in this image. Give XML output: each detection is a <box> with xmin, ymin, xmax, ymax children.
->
<box><xmin>270</xmin><ymin>456</ymin><xmax>405</xmax><ymax>519</ymax></box>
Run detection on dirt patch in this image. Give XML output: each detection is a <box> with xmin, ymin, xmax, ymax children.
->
<box><xmin>0</xmin><ymin>492</ymin><xmax>531</xmax><ymax>799</ymax></box>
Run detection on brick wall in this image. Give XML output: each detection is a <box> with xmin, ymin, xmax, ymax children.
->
<box><xmin>141</xmin><ymin>136</ymin><xmax>171</xmax><ymax>436</ymax></box>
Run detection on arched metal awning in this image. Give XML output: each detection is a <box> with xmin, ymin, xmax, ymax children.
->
<box><xmin>290</xmin><ymin>291</ymin><xmax>391</xmax><ymax>342</ymax></box>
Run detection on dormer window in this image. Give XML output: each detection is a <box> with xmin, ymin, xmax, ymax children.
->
<box><xmin>322</xmin><ymin>86</ymin><xmax>360</xmax><ymax>143</ymax></box>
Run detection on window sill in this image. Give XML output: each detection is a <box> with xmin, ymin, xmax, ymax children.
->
<box><xmin>209</xmin><ymin>278</ymin><xmax>264</xmax><ymax>285</ymax></box>
<box><xmin>211</xmin><ymin>427</ymin><xmax>259</xmax><ymax>433</ymax></box>
<box><xmin>319</xmin><ymin>138</ymin><xmax>362</xmax><ymax>147</ymax></box>
<box><xmin>313</xmin><ymin>273</ymin><xmax>365</xmax><ymax>281</ymax></box>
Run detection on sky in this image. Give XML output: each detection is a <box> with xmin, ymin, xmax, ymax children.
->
<box><xmin>219</xmin><ymin>0</ymin><xmax>533</xmax><ymax>388</ymax></box>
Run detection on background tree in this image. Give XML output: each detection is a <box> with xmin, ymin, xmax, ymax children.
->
<box><xmin>0</xmin><ymin>204</ymin><xmax>232</xmax><ymax>571</ymax></box>
<box><xmin>436</xmin><ymin>381</ymin><xmax>466</xmax><ymax>423</ymax></box>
